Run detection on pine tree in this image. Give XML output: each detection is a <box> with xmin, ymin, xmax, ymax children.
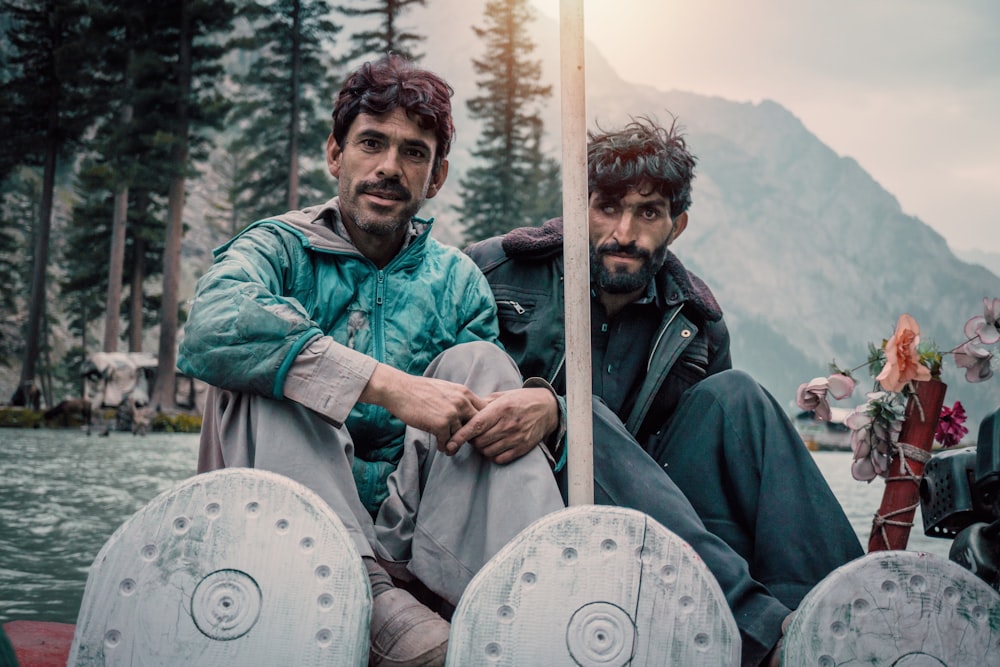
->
<box><xmin>0</xmin><ymin>169</ymin><xmax>35</xmax><ymax>367</ymax></box>
<box><xmin>83</xmin><ymin>1</ymin><xmax>150</xmax><ymax>353</ymax></box>
<box><xmin>457</xmin><ymin>0</ymin><xmax>561</xmax><ymax>243</ymax></box>
<box><xmin>0</xmin><ymin>0</ymin><xmax>100</xmax><ymax>406</ymax></box>
<box><xmin>152</xmin><ymin>0</ymin><xmax>236</xmax><ymax>412</ymax></box>
<box><xmin>56</xmin><ymin>1</ymin><xmax>188</xmax><ymax>357</ymax></box>
<box><xmin>111</xmin><ymin>4</ymin><xmax>181</xmax><ymax>352</ymax></box>
<box><xmin>60</xmin><ymin>162</ymin><xmax>114</xmax><ymax>351</ymax></box>
<box><xmin>118</xmin><ymin>188</ymin><xmax>167</xmax><ymax>352</ymax></box>
<box><xmin>228</xmin><ymin>0</ymin><xmax>343</xmax><ymax>224</ymax></box>
<box><xmin>336</xmin><ymin>0</ymin><xmax>426</xmax><ymax>65</ymax></box>
<box><xmin>58</xmin><ymin>153</ymin><xmax>170</xmax><ymax>355</ymax></box>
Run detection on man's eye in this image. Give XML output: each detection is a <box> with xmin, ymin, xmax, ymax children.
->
<box><xmin>642</xmin><ymin>209</ymin><xmax>662</xmax><ymax>220</ymax></box>
<box><xmin>360</xmin><ymin>138</ymin><xmax>381</xmax><ymax>149</ymax></box>
<box><xmin>600</xmin><ymin>204</ymin><xmax>618</xmax><ymax>214</ymax></box>
<box><xmin>405</xmin><ymin>148</ymin><xmax>429</xmax><ymax>160</ymax></box>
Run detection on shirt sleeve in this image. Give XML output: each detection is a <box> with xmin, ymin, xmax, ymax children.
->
<box><xmin>281</xmin><ymin>335</ymin><xmax>379</xmax><ymax>426</ymax></box>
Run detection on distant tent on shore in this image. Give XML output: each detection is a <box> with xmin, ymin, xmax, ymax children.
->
<box><xmin>82</xmin><ymin>352</ymin><xmax>207</xmax><ymax>414</ymax></box>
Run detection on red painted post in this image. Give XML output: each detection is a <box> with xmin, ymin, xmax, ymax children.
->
<box><xmin>868</xmin><ymin>379</ymin><xmax>948</xmax><ymax>551</ymax></box>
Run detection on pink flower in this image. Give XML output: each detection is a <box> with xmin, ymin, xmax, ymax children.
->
<box><xmin>846</xmin><ymin>404</ymin><xmax>880</xmax><ymax>481</ymax></box>
<box><xmin>935</xmin><ymin>401</ymin><xmax>968</xmax><ymax>448</ymax></box>
<box><xmin>875</xmin><ymin>313</ymin><xmax>932</xmax><ymax>392</ymax></box>
<box><xmin>954</xmin><ymin>341</ymin><xmax>994</xmax><ymax>383</ymax></box>
<box><xmin>848</xmin><ymin>416</ymin><xmax>877</xmax><ymax>481</ymax></box>
<box><xmin>851</xmin><ymin>453</ymin><xmax>877</xmax><ymax>482</ymax></box>
<box><xmin>796</xmin><ymin>374</ymin><xmax>855</xmax><ymax>422</ymax></box>
<box><xmin>850</xmin><ymin>429</ymin><xmax>890</xmax><ymax>481</ymax></box>
<box><xmin>844</xmin><ymin>402</ymin><xmax>873</xmax><ymax>432</ymax></box>
<box><xmin>797</xmin><ymin>377</ymin><xmax>832</xmax><ymax>420</ymax></box>
<box><xmin>846</xmin><ymin>392</ymin><xmax>902</xmax><ymax>482</ymax></box>
<box><xmin>965</xmin><ymin>297</ymin><xmax>1000</xmax><ymax>345</ymax></box>
<box><xmin>828</xmin><ymin>373</ymin><xmax>855</xmax><ymax>399</ymax></box>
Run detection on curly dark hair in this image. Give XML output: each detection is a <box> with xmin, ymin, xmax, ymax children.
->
<box><xmin>587</xmin><ymin>115</ymin><xmax>697</xmax><ymax>218</ymax></box>
<box><xmin>332</xmin><ymin>54</ymin><xmax>455</xmax><ymax>177</ymax></box>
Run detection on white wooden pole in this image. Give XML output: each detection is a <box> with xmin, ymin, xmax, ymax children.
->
<box><xmin>559</xmin><ymin>0</ymin><xmax>594</xmax><ymax>506</ymax></box>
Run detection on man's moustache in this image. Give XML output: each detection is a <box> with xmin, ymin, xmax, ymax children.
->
<box><xmin>597</xmin><ymin>243</ymin><xmax>649</xmax><ymax>260</ymax></box>
<box><xmin>358</xmin><ymin>181</ymin><xmax>410</xmax><ymax>201</ymax></box>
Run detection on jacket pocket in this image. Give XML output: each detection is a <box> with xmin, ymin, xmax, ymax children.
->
<box><xmin>491</xmin><ymin>286</ymin><xmax>542</xmax><ymax>336</ymax></box>
<box><xmin>673</xmin><ymin>335</ymin><xmax>709</xmax><ymax>385</ymax></box>
<box><xmin>489</xmin><ymin>285</ymin><xmax>559</xmax><ymax>381</ymax></box>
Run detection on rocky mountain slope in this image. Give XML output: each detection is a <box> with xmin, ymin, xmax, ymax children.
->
<box><xmin>411</xmin><ymin>0</ymin><xmax>1000</xmax><ymax>426</ymax></box>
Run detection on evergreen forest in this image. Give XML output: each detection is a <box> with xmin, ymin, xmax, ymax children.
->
<box><xmin>0</xmin><ymin>0</ymin><xmax>558</xmax><ymax>410</ymax></box>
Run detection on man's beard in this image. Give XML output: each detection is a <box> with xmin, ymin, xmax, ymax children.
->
<box><xmin>350</xmin><ymin>178</ymin><xmax>423</xmax><ymax>236</ymax></box>
<box><xmin>590</xmin><ymin>240</ymin><xmax>669</xmax><ymax>294</ymax></box>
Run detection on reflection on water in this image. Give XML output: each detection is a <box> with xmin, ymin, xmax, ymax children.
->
<box><xmin>0</xmin><ymin>429</ymin><xmax>953</xmax><ymax>625</ymax></box>
<box><xmin>0</xmin><ymin>428</ymin><xmax>199</xmax><ymax>624</ymax></box>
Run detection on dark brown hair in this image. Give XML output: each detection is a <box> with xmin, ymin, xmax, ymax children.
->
<box><xmin>588</xmin><ymin>115</ymin><xmax>697</xmax><ymax>218</ymax></box>
<box><xmin>332</xmin><ymin>54</ymin><xmax>455</xmax><ymax>177</ymax></box>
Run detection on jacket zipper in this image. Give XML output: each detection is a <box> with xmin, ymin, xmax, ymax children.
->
<box><xmin>548</xmin><ymin>354</ymin><xmax>566</xmax><ymax>386</ymax></box>
<box><xmin>626</xmin><ymin>306</ymin><xmax>689</xmax><ymax>433</ymax></box>
<box><xmin>646</xmin><ymin>306</ymin><xmax>682</xmax><ymax>372</ymax></box>
<box><xmin>497</xmin><ymin>299</ymin><xmax>526</xmax><ymax>314</ymax></box>
<box><xmin>374</xmin><ymin>270</ymin><xmax>386</xmax><ymax>361</ymax></box>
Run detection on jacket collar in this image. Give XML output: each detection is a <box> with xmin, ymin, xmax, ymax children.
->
<box><xmin>214</xmin><ymin>197</ymin><xmax>432</xmax><ymax>257</ymax></box>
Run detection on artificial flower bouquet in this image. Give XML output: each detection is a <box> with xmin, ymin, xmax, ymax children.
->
<box><xmin>797</xmin><ymin>297</ymin><xmax>999</xmax><ymax>481</ymax></box>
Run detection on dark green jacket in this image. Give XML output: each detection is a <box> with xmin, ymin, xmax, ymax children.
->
<box><xmin>467</xmin><ymin>218</ymin><xmax>731</xmax><ymax>449</ymax></box>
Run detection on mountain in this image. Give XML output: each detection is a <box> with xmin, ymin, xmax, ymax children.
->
<box><xmin>954</xmin><ymin>247</ymin><xmax>1000</xmax><ymax>277</ymax></box>
<box><xmin>409</xmin><ymin>0</ymin><xmax>1000</xmax><ymax>429</ymax></box>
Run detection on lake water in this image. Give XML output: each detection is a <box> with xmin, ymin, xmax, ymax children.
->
<box><xmin>0</xmin><ymin>428</ymin><xmax>953</xmax><ymax>625</ymax></box>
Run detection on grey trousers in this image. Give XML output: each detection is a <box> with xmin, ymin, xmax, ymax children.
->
<box><xmin>198</xmin><ymin>341</ymin><xmax>565</xmax><ymax>604</ymax></box>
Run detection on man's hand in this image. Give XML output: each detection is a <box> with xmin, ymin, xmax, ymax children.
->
<box><xmin>445</xmin><ymin>387</ymin><xmax>559</xmax><ymax>464</ymax></box>
<box><xmin>360</xmin><ymin>363</ymin><xmax>487</xmax><ymax>448</ymax></box>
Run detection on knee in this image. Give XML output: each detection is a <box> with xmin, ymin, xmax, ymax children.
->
<box><xmin>446</xmin><ymin>340</ymin><xmax>504</xmax><ymax>359</ymax></box>
<box><xmin>699</xmin><ymin>369</ymin><xmax>757</xmax><ymax>392</ymax></box>
<box><xmin>691</xmin><ymin>369</ymin><xmax>766</xmax><ymax>407</ymax></box>
<box><xmin>673</xmin><ymin>370</ymin><xmax>784</xmax><ymax>436</ymax></box>
<box><xmin>434</xmin><ymin>341</ymin><xmax>512</xmax><ymax>370</ymax></box>
<box><xmin>426</xmin><ymin>341</ymin><xmax>521</xmax><ymax>387</ymax></box>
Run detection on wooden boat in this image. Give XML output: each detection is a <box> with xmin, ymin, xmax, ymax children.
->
<box><xmin>4</xmin><ymin>466</ymin><xmax>1000</xmax><ymax>666</ymax></box>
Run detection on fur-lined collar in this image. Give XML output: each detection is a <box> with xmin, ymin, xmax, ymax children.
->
<box><xmin>501</xmin><ymin>218</ymin><xmax>722</xmax><ymax>322</ymax></box>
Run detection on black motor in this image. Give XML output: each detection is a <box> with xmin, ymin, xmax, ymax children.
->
<box><xmin>920</xmin><ymin>407</ymin><xmax>1000</xmax><ymax>589</ymax></box>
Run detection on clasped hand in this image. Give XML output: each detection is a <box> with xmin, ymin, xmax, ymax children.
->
<box><xmin>363</xmin><ymin>364</ymin><xmax>559</xmax><ymax>465</ymax></box>
<box><xmin>445</xmin><ymin>387</ymin><xmax>559</xmax><ymax>464</ymax></box>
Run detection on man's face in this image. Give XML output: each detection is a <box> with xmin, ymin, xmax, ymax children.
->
<box><xmin>588</xmin><ymin>186</ymin><xmax>687</xmax><ymax>295</ymax></box>
<box><xmin>327</xmin><ymin>107</ymin><xmax>448</xmax><ymax>238</ymax></box>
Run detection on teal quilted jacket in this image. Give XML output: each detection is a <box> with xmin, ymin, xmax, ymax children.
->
<box><xmin>179</xmin><ymin>198</ymin><xmax>499</xmax><ymax>511</ymax></box>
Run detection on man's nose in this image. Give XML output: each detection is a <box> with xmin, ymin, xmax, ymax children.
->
<box><xmin>376</xmin><ymin>148</ymin><xmax>403</xmax><ymax>179</ymax></box>
<box><xmin>612</xmin><ymin>211</ymin><xmax>638</xmax><ymax>244</ymax></box>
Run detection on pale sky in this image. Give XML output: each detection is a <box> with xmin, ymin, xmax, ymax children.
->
<box><xmin>530</xmin><ymin>0</ymin><xmax>1000</xmax><ymax>259</ymax></box>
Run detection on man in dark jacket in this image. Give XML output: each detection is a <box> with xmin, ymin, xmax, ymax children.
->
<box><xmin>461</xmin><ymin>116</ymin><xmax>864</xmax><ymax>667</ymax></box>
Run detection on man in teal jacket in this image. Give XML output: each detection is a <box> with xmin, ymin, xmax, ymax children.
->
<box><xmin>178</xmin><ymin>55</ymin><xmax>562</xmax><ymax>667</ymax></box>
<box><xmin>462</xmin><ymin>116</ymin><xmax>864</xmax><ymax>667</ymax></box>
